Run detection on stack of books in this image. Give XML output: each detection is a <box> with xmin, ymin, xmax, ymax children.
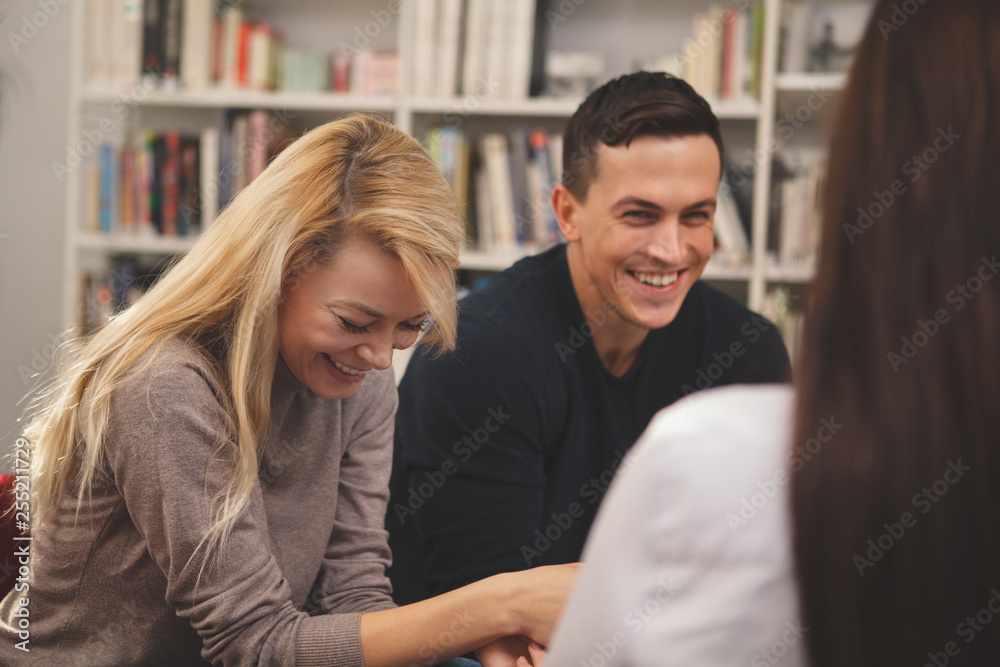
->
<box><xmin>84</xmin><ymin>109</ymin><xmax>299</xmax><ymax>238</ymax></box>
<box><xmin>411</xmin><ymin>0</ymin><xmax>544</xmax><ymax>99</ymax></box>
<box><xmin>86</xmin><ymin>0</ymin><xmax>397</xmax><ymax>94</ymax></box>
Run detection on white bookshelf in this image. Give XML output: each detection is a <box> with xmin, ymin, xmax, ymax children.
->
<box><xmin>63</xmin><ymin>0</ymin><xmax>840</xmax><ymax>329</ymax></box>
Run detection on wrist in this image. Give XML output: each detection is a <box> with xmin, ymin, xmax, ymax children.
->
<box><xmin>481</xmin><ymin>571</ymin><xmax>520</xmax><ymax>637</ymax></box>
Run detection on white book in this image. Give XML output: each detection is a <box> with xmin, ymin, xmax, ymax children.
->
<box><xmin>706</xmin><ymin>5</ymin><xmax>725</xmax><ymax>99</ymax></box>
<box><xmin>120</xmin><ymin>0</ymin><xmax>144</xmax><ymax>86</ymax></box>
<box><xmin>507</xmin><ymin>0</ymin><xmax>536</xmax><ymax>99</ymax></box>
<box><xmin>181</xmin><ymin>0</ymin><xmax>214</xmax><ymax>90</ymax></box>
<box><xmin>484</xmin><ymin>1</ymin><xmax>508</xmax><ymax>98</ymax></box>
<box><xmin>783</xmin><ymin>2</ymin><xmax>813</xmax><ymax>73</ymax></box>
<box><xmin>199</xmin><ymin>126</ymin><xmax>220</xmax><ymax>229</ymax></box>
<box><xmin>481</xmin><ymin>133</ymin><xmax>516</xmax><ymax>249</ymax></box>
<box><xmin>526</xmin><ymin>159</ymin><xmax>545</xmax><ymax>249</ymax></box>
<box><xmin>474</xmin><ymin>168</ymin><xmax>493</xmax><ymax>250</ymax></box>
<box><xmin>87</xmin><ymin>0</ymin><xmax>110</xmax><ymax>86</ymax></box>
<box><xmin>461</xmin><ymin>0</ymin><xmax>486</xmax><ymax>96</ymax></box>
<box><xmin>220</xmin><ymin>4</ymin><xmax>243</xmax><ymax>89</ymax></box>
<box><xmin>715</xmin><ymin>181</ymin><xmax>750</xmax><ymax>265</ymax></box>
<box><xmin>412</xmin><ymin>0</ymin><xmax>439</xmax><ymax>96</ymax></box>
<box><xmin>684</xmin><ymin>13</ymin><xmax>705</xmax><ymax>97</ymax></box>
<box><xmin>436</xmin><ymin>0</ymin><xmax>463</xmax><ymax>97</ymax></box>
<box><xmin>249</xmin><ymin>25</ymin><xmax>272</xmax><ymax>90</ymax></box>
<box><xmin>549</xmin><ymin>134</ymin><xmax>563</xmax><ymax>185</ymax></box>
<box><xmin>779</xmin><ymin>175</ymin><xmax>806</xmax><ymax>264</ymax></box>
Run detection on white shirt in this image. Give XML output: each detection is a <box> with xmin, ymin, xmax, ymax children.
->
<box><xmin>546</xmin><ymin>384</ymin><xmax>807</xmax><ymax>667</ymax></box>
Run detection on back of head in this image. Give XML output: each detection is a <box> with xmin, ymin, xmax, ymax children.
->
<box><xmin>792</xmin><ymin>1</ymin><xmax>1000</xmax><ymax>664</ymax></box>
<box><xmin>561</xmin><ymin>71</ymin><xmax>723</xmax><ymax>201</ymax></box>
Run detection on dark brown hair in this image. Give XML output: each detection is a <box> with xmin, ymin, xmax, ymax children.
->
<box><xmin>791</xmin><ymin>1</ymin><xmax>1000</xmax><ymax>664</ymax></box>
<box><xmin>561</xmin><ymin>71</ymin><xmax>723</xmax><ymax>201</ymax></box>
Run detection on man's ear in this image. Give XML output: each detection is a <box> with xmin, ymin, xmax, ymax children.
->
<box><xmin>552</xmin><ymin>184</ymin><xmax>583</xmax><ymax>243</ymax></box>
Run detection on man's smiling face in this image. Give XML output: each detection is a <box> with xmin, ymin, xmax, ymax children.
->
<box><xmin>559</xmin><ymin>133</ymin><xmax>720</xmax><ymax>331</ymax></box>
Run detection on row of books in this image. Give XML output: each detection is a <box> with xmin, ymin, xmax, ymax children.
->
<box><xmin>763</xmin><ymin>286</ymin><xmax>805</xmax><ymax>364</ymax></box>
<box><xmin>83</xmin><ymin>109</ymin><xmax>299</xmax><ymax>237</ymax></box>
<box><xmin>80</xmin><ymin>258</ymin><xmax>162</xmax><ymax>334</ymax></box>
<box><xmin>422</xmin><ymin>124</ymin><xmax>753</xmax><ymax>263</ymax></box>
<box><xmin>680</xmin><ymin>2</ymin><xmax>766</xmax><ymax>102</ymax></box>
<box><xmin>776</xmin><ymin>155</ymin><xmax>825</xmax><ymax>265</ymax></box>
<box><xmin>412</xmin><ymin>0</ymin><xmax>545</xmax><ymax>99</ymax></box>
<box><xmin>87</xmin><ymin>0</ymin><xmax>397</xmax><ymax>94</ymax></box>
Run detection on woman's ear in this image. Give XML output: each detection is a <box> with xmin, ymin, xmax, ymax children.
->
<box><xmin>552</xmin><ymin>184</ymin><xmax>583</xmax><ymax>243</ymax></box>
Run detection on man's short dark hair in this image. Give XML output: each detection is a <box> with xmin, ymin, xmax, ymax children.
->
<box><xmin>561</xmin><ymin>71</ymin><xmax>724</xmax><ymax>202</ymax></box>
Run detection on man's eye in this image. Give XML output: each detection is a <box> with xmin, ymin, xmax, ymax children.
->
<box><xmin>340</xmin><ymin>317</ymin><xmax>369</xmax><ymax>334</ymax></box>
<box><xmin>625</xmin><ymin>210</ymin><xmax>654</xmax><ymax>221</ymax></box>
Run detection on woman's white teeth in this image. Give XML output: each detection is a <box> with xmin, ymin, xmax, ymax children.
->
<box><xmin>328</xmin><ymin>355</ymin><xmax>366</xmax><ymax>376</ymax></box>
<box><xmin>634</xmin><ymin>271</ymin><xmax>678</xmax><ymax>287</ymax></box>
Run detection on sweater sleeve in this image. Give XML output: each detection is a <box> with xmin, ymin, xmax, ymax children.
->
<box><xmin>309</xmin><ymin>368</ymin><xmax>397</xmax><ymax>616</ymax></box>
<box><xmin>105</xmin><ymin>348</ymin><xmax>369</xmax><ymax>667</ymax></box>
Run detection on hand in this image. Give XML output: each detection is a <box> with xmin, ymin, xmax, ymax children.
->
<box><xmin>475</xmin><ymin>635</ymin><xmax>531</xmax><ymax>667</ymax></box>
<box><xmin>519</xmin><ymin>640</ymin><xmax>547</xmax><ymax>667</ymax></box>
<box><xmin>499</xmin><ymin>562</ymin><xmax>580</xmax><ymax>644</ymax></box>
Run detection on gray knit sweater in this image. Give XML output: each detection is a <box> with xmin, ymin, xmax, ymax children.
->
<box><xmin>0</xmin><ymin>338</ymin><xmax>398</xmax><ymax>666</ymax></box>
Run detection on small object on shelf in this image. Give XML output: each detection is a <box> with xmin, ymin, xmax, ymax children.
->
<box><xmin>545</xmin><ymin>51</ymin><xmax>605</xmax><ymax>99</ymax></box>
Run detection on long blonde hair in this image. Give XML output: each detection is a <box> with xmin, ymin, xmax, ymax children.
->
<box><xmin>25</xmin><ymin>114</ymin><xmax>462</xmax><ymax>563</ymax></box>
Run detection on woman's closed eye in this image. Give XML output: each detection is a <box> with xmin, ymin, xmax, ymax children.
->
<box><xmin>339</xmin><ymin>317</ymin><xmax>370</xmax><ymax>334</ymax></box>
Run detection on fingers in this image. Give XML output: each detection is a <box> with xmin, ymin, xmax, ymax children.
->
<box><xmin>518</xmin><ymin>640</ymin><xmax>547</xmax><ymax>667</ymax></box>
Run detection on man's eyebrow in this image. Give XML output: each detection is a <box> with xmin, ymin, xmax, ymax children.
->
<box><xmin>683</xmin><ymin>198</ymin><xmax>717</xmax><ymax>211</ymax></box>
<box><xmin>611</xmin><ymin>196</ymin><xmax>663</xmax><ymax>211</ymax></box>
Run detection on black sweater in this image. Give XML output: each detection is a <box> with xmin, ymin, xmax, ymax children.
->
<box><xmin>386</xmin><ymin>244</ymin><xmax>790</xmax><ymax>603</ymax></box>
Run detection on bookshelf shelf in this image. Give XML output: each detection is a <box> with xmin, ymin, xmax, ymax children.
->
<box><xmin>409</xmin><ymin>97</ymin><xmax>583</xmax><ymax>118</ymax></box>
<box><xmin>76</xmin><ymin>231</ymin><xmax>197</xmax><ymax>255</ymax></box>
<box><xmin>80</xmin><ymin>89</ymin><xmax>397</xmax><ymax>112</ymax></box>
<box><xmin>775</xmin><ymin>72</ymin><xmax>848</xmax><ymax>93</ymax></box>
<box><xmin>766</xmin><ymin>260</ymin><xmax>817</xmax><ymax>284</ymax></box>
<box><xmin>66</xmin><ymin>0</ymin><xmax>838</xmax><ymax>346</ymax></box>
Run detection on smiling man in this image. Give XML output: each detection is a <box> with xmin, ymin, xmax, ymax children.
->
<box><xmin>386</xmin><ymin>73</ymin><xmax>790</xmax><ymax>636</ymax></box>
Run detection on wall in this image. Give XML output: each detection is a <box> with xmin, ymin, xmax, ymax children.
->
<box><xmin>0</xmin><ymin>0</ymin><xmax>72</xmax><ymax>464</ymax></box>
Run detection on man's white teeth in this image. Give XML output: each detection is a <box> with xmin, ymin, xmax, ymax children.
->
<box><xmin>634</xmin><ymin>271</ymin><xmax>678</xmax><ymax>287</ymax></box>
<box><xmin>328</xmin><ymin>355</ymin><xmax>366</xmax><ymax>376</ymax></box>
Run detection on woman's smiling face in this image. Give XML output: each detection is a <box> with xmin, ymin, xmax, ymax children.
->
<box><xmin>277</xmin><ymin>235</ymin><xmax>429</xmax><ymax>399</ymax></box>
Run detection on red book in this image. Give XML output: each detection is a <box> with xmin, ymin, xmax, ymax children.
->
<box><xmin>161</xmin><ymin>130</ymin><xmax>181</xmax><ymax>236</ymax></box>
<box><xmin>237</xmin><ymin>21</ymin><xmax>251</xmax><ymax>88</ymax></box>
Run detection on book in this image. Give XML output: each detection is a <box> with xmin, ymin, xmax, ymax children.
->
<box><xmin>180</xmin><ymin>0</ymin><xmax>214</xmax><ymax>90</ymax></box>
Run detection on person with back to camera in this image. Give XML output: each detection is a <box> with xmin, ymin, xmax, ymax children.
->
<box><xmin>527</xmin><ymin>0</ymin><xmax>1000</xmax><ymax>665</ymax></box>
<box><xmin>386</xmin><ymin>71</ymin><xmax>791</xmax><ymax>663</ymax></box>
<box><xmin>0</xmin><ymin>114</ymin><xmax>576</xmax><ymax>667</ymax></box>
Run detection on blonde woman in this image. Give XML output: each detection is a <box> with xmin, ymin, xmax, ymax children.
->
<box><xmin>0</xmin><ymin>115</ymin><xmax>575</xmax><ymax>666</ymax></box>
